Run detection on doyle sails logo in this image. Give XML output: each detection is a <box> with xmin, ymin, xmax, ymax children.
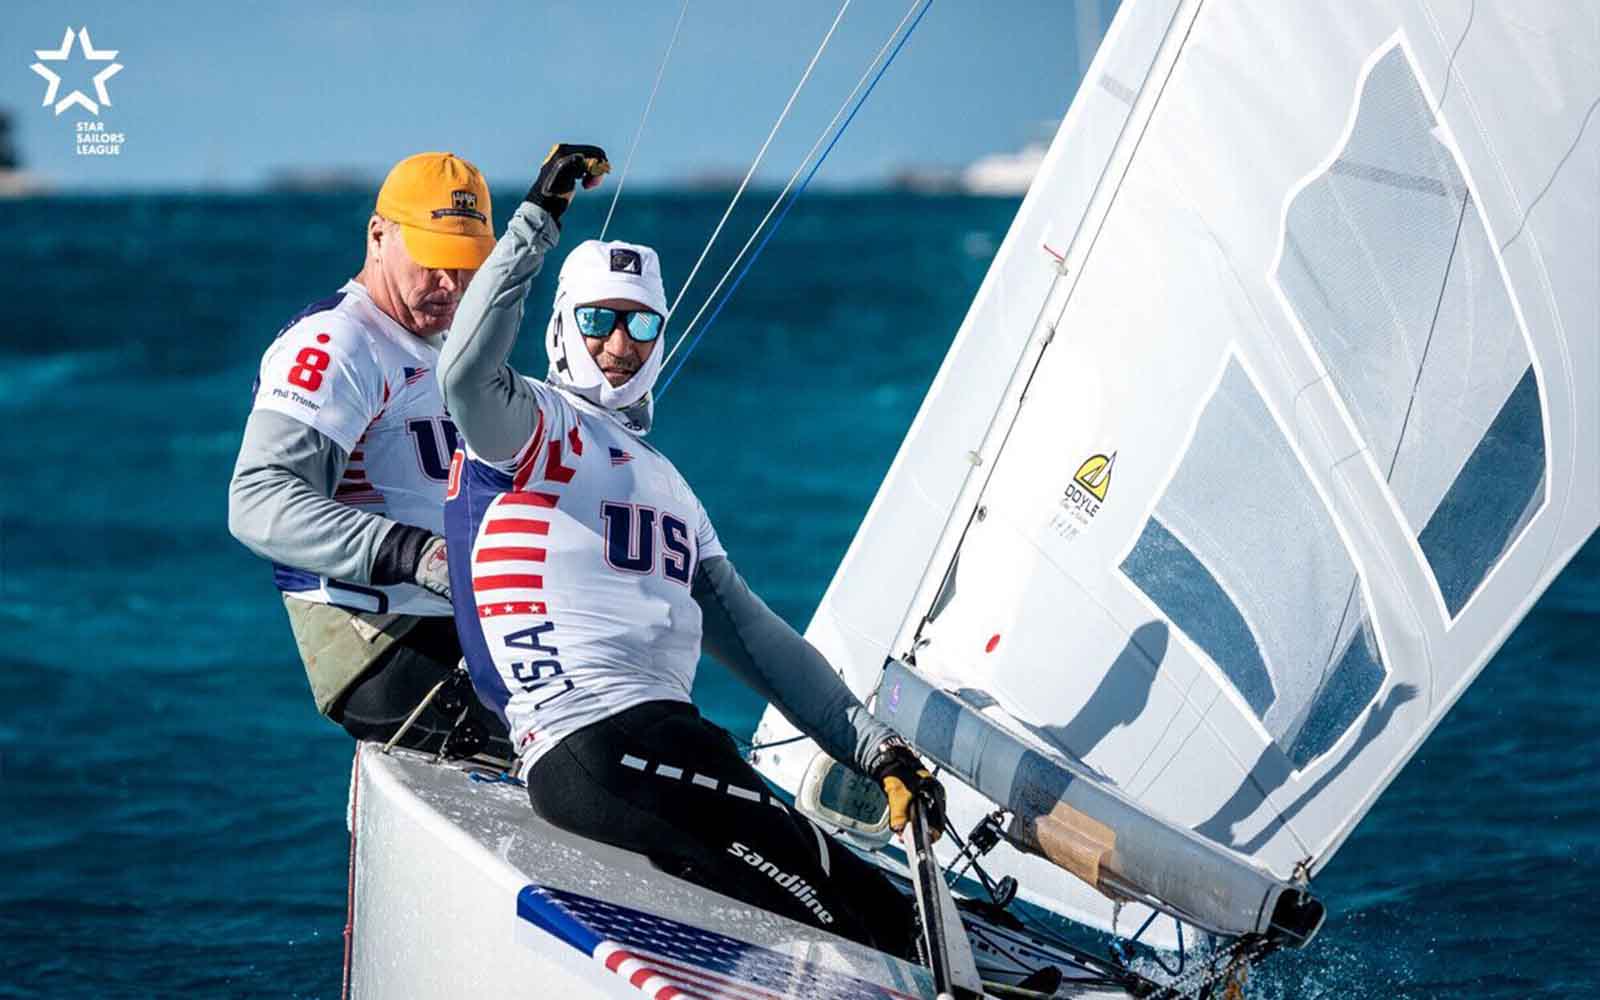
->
<box><xmin>1073</xmin><ymin>452</ymin><xmax>1115</xmax><ymax>502</ymax></box>
<box><xmin>1049</xmin><ymin>450</ymin><xmax>1116</xmax><ymax>544</ymax></box>
<box><xmin>29</xmin><ymin>27</ymin><xmax>126</xmax><ymax>156</ymax></box>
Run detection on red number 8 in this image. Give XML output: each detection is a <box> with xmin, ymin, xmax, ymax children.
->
<box><xmin>288</xmin><ymin>347</ymin><xmax>331</xmax><ymax>391</ymax></box>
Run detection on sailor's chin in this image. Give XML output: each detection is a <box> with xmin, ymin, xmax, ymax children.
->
<box><xmin>601</xmin><ymin>370</ymin><xmax>637</xmax><ymax>387</ymax></box>
<box><xmin>411</xmin><ymin>309</ymin><xmax>455</xmax><ymax>334</ymax></box>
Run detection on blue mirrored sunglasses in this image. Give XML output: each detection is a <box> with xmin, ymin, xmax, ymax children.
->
<box><xmin>573</xmin><ymin>305</ymin><xmax>664</xmax><ymax>343</ymax></box>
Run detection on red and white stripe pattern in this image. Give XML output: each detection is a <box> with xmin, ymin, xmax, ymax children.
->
<box><xmin>333</xmin><ymin>381</ymin><xmax>392</xmax><ymax>507</ymax></box>
<box><xmin>472</xmin><ymin>489</ymin><xmax>559</xmax><ymax>617</ymax></box>
<box><xmin>509</xmin><ymin>409</ymin><xmax>547</xmax><ymax>493</ymax></box>
<box><xmin>520</xmin><ymin>884</ymin><xmax>924</xmax><ymax>1000</ymax></box>
<box><xmin>334</xmin><ymin>436</ymin><xmax>384</xmax><ymax>506</ymax></box>
<box><xmin>593</xmin><ymin>941</ymin><xmax>701</xmax><ymax>1000</ymax></box>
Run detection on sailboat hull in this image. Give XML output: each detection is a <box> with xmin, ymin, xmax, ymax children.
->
<box><xmin>345</xmin><ymin>745</ymin><xmax>1136</xmax><ymax>999</ymax></box>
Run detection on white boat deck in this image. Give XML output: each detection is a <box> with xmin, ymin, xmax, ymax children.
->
<box><xmin>346</xmin><ymin>745</ymin><xmax>1134</xmax><ymax>999</ymax></box>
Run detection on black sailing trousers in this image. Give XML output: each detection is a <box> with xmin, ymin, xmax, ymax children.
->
<box><xmin>330</xmin><ymin>617</ymin><xmax>512</xmax><ymax>758</ymax></box>
<box><xmin>526</xmin><ymin>700</ymin><xmax>916</xmax><ymax>959</ymax></box>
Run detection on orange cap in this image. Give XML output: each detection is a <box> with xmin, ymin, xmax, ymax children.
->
<box><xmin>375</xmin><ymin>152</ymin><xmax>495</xmax><ymax>270</ymax></box>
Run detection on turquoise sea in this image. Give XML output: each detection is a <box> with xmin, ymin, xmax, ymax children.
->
<box><xmin>0</xmin><ymin>191</ymin><xmax>1595</xmax><ymax>998</ymax></box>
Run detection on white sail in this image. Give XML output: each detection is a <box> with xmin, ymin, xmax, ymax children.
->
<box><xmin>757</xmin><ymin>0</ymin><xmax>1599</xmax><ymax>939</ymax></box>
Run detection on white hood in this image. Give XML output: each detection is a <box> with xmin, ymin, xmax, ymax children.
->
<box><xmin>545</xmin><ymin>240</ymin><xmax>669</xmax><ymax>419</ymax></box>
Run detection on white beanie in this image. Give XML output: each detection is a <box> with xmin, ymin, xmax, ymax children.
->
<box><xmin>545</xmin><ymin>240</ymin><xmax>669</xmax><ymax>415</ymax></box>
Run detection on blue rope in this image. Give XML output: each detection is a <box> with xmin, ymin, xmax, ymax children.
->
<box><xmin>469</xmin><ymin>770</ymin><xmax>525</xmax><ymax>787</ymax></box>
<box><xmin>657</xmin><ymin>0</ymin><xmax>935</xmax><ymax>399</ymax></box>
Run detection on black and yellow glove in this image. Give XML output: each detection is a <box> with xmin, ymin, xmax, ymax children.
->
<box><xmin>525</xmin><ymin>142</ymin><xmax>611</xmax><ymax>222</ymax></box>
<box><xmin>869</xmin><ymin>738</ymin><xmax>945</xmax><ymax>842</ymax></box>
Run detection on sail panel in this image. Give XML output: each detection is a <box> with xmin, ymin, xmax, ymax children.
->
<box><xmin>1119</xmin><ymin>358</ymin><xmax>1388</xmax><ymax>770</ymax></box>
<box><xmin>1274</xmin><ymin>43</ymin><xmax>1548</xmax><ymax>623</ymax></box>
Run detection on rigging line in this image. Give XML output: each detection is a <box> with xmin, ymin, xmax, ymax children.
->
<box><xmin>601</xmin><ymin>0</ymin><xmax>691</xmax><ymax>240</ymax></box>
<box><xmin>657</xmin><ymin>0</ymin><xmax>934</xmax><ymax>399</ymax></box>
<box><xmin>664</xmin><ymin>0</ymin><xmax>855</xmax><ymax>320</ymax></box>
<box><xmin>1297</xmin><ymin>189</ymin><xmax>1474</xmax><ymax>743</ymax></box>
<box><xmin>660</xmin><ymin>0</ymin><xmax>925</xmax><ymax>374</ymax></box>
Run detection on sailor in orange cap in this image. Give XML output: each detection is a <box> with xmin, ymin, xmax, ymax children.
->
<box><xmin>227</xmin><ymin>151</ymin><xmax>514</xmax><ymax>758</ymax></box>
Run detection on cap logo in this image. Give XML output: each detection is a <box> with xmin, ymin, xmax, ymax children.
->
<box><xmin>610</xmin><ymin>248</ymin><xmax>643</xmax><ymax>275</ymax></box>
<box><xmin>431</xmin><ymin>189</ymin><xmax>487</xmax><ymax>223</ymax></box>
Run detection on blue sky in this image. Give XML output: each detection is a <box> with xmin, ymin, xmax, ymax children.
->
<box><xmin>6</xmin><ymin>1</ymin><xmax>1116</xmax><ymax>190</ymax></box>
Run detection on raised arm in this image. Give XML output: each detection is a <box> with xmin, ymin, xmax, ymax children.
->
<box><xmin>437</xmin><ymin>203</ymin><xmax>560</xmax><ymax>462</ymax></box>
<box><xmin>439</xmin><ymin>143</ymin><xmax>610</xmax><ymax>462</ymax></box>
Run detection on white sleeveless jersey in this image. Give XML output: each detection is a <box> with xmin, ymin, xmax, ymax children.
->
<box><xmin>443</xmin><ymin>381</ymin><xmax>725</xmax><ymax>771</ymax></box>
<box><xmin>251</xmin><ymin>280</ymin><xmax>456</xmax><ymax>616</ymax></box>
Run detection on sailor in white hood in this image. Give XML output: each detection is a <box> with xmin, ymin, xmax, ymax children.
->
<box><xmin>437</xmin><ymin>144</ymin><xmax>943</xmax><ymax>958</ymax></box>
<box><xmin>543</xmin><ymin>238</ymin><xmax>667</xmax><ymax>425</ymax></box>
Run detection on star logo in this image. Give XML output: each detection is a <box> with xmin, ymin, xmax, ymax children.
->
<box><xmin>31</xmin><ymin>27</ymin><xmax>124</xmax><ymax>117</ymax></box>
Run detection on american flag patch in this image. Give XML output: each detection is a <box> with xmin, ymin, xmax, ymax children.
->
<box><xmin>403</xmin><ymin>366</ymin><xmax>429</xmax><ymax>385</ymax></box>
<box><xmin>517</xmin><ymin>884</ymin><xmax>925</xmax><ymax>1000</ymax></box>
<box><xmin>610</xmin><ymin>447</ymin><xmax>634</xmax><ymax>467</ymax></box>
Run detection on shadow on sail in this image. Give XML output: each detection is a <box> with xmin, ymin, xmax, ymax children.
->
<box><xmin>1197</xmin><ymin>683</ymin><xmax>1419</xmax><ymax>853</ymax></box>
<box><xmin>1038</xmin><ymin>620</ymin><xmax>1169</xmax><ymax>765</ymax></box>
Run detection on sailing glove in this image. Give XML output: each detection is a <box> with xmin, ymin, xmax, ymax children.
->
<box><xmin>373</xmin><ymin>523</ymin><xmax>451</xmax><ymax>600</ymax></box>
<box><xmin>525</xmin><ymin>143</ymin><xmax>610</xmax><ymax>222</ymax></box>
<box><xmin>413</xmin><ymin>536</ymin><xmax>451</xmax><ymax>600</ymax></box>
<box><xmin>870</xmin><ymin>738</ymin><xmax>945</xmax><ymax>842</ymax></box>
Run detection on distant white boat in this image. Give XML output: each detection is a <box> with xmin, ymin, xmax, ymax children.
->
<box><xmin>0</xmin><ymin>170</ymin><xmax>47</xmax><ymax>198</ymax></box>
<box><xmin>960</xmin><ymin>142</ymin><xmax>1049</xmax><ymax>197</ymax></box>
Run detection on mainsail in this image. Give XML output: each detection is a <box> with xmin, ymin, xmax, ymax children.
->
<box><xmin>755</xmin><ymin>0</ymin><xmax>1599</xmax><ymax>942</ymax></box>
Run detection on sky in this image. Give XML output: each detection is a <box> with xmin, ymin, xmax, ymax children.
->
<box><xmin>4</xmin><ymin>0</ymin><xmax>1117</xmax><ymax>190</ymax></box>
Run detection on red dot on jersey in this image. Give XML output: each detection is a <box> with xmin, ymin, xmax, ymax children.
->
<box><xmin>316</xmin><ymin>333</ymin><xmax>331</xmax><ymax>344</ymax></box>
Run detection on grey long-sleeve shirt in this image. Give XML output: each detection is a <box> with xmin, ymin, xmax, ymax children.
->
<box><xmin>439</xmin><ymin>202</ymin><xmax>895</xmax><ymax>775</ymax></box>
<box><xmin>228</xmin><ymin>410</ymin><xmax>427</xmax><ymax>585</ymax></box>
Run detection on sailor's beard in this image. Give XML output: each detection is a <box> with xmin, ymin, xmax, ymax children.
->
<box><xmin>595</xmin><ymin>352</ymin><xmax>642</xmax><ymax>386</ymax></box>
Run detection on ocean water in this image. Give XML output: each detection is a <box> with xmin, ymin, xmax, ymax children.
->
<box><xmin>0</xmin><ymin>191</ymin><xmax>1595</xmax><ymax>999</ymax></box>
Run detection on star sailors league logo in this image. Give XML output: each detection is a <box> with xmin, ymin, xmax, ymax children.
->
<box><xmin>30</xmin><ymin>27</ymin><xmax>127</xmax><ymax>156</ymax></box>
